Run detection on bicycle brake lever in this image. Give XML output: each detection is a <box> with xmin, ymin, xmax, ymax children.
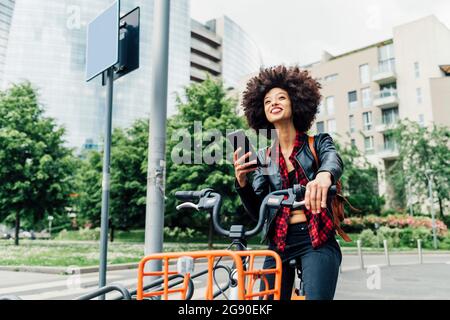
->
<box><xmin>176</xmin><ymin>202</ymin><xmax>199</xmax><ymax>211</ymax></box>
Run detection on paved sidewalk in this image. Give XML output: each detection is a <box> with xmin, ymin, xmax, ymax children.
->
<box><xmin>0</xmin><ymin>252</ymin><xmax>449</xmax><ymax>300</ymax></box>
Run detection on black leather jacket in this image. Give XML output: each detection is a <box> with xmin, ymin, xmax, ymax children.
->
<box><xmin>234</xmin><ymin>133</ymin><xmax>344</xmax><ymax>243</ymax></box>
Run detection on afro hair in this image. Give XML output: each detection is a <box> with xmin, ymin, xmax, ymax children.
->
<box><xmin>242</xmin><ymin>65</ymin><xmax>322</xmax><ymax>133</ymax></box>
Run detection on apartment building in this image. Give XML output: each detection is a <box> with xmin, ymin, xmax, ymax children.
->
<box><xmin>305</xmin><ymin>15</ymin><xmax>450</xmax><ymax>201</ymax></box>
<box><xmin>0</xmin><ymin>0</ymin><xmax>14</xmax><ymax>83</ymax></box>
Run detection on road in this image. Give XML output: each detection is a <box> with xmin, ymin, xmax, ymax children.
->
<box><xmin>0</xmin><ymin>252</ymin><xmax>449</xmax><ymax>300</ymax></box>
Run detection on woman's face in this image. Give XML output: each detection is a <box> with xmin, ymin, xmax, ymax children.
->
<box><xmin>263</xmin><ymin>87</ymin><xmax>293</xmax><ymax>126</ymax></box>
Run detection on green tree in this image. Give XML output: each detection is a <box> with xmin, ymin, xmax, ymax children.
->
<box><xmin>74</xmin><ymin>151</ymin><xmax>102</xmax><ymax>227</ymax></box>
<box><xmin>0</xmin><ymin>82</ymin><xmax>76</xmax><ymax>245</ymax></box>
<box><xmin>335</xmin><ymin>140</ymin><xmax>385</xmax><ymax>216</ymax></box>
<box><xmin>165</xmin><ymin>77</ymin><xmax>247</xmax><ymax>248</ymax></box>
<box><xmin>76</xmin><ymin>120</ymin><xmax>149</xmax><ymax>233</ymax></box>
<box><xmin>388</xmin><ymin>119</ymin><xmax>450</xmax><ymax>217</ymax></box>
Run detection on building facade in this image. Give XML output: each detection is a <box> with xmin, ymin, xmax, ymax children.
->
<box><xmin>189</xmin><ymin>16</ymin><xmax>263</xmax><ymax>90</ymax></box>
<box><xmin>0</xmin><ymin>0</ymin><xmax>15</xmax><ymax>83</ymax></box>
<box><xmin>305</xmin><ymin>15</ymin><xmax>450</xmax><ymax>202</ymax></box>
<box><xmin>2</xmin><ymin>0</ymin><xmax>262</xmax><ymax>150</ymax></box>
<box><xmin>1</xmin><ymin>0</ymin><xmax>191</xmax><ymax>150</ymax></box>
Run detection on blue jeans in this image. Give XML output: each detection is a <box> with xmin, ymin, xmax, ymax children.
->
<box><xmin>260</xmin><ymin>222</ymin><xmax>342</xmax><ymax>300</ymax></box>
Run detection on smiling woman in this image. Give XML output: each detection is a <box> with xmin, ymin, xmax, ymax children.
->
<box><xmin>234</xmin><ymin>65</ymin><xmax>344</xmax><ymax>300</ymax></box>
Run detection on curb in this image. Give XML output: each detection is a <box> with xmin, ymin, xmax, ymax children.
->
<box><xmin>0</xmin><ymin>263</ymin><xmax>139</xmax><ymax>275</ymax></box>
<box><xmin>2</xmin><ymin>252</ymin><xmax>448</xmax><ymax>275</ymax></box>
<box><xmin>0</xmin><ymin>257</ymin><xmax>215</xmax><ymax>275</ymax></box>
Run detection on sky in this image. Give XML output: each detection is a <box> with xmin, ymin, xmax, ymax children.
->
<box><xmin>190</xmin><ymin>0</ymin><xmax>450</xmax><ymax>66</ymax></box>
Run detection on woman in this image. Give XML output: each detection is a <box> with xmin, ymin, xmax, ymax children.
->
<box><xmin>233</xmin><ymin>65</ymin><xmax>343</xmax><ymax>300</ymax></box>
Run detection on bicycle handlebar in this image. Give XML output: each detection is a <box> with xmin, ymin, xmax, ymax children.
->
<box><xmin>175</xmin><ymin>185</ymin><xmax>337</xmax><ymax>240</ymax></box>
<box><xmin>175</xmin><ymin>188</ymin><xmax>213</xmax><ymax>201</ymax></box>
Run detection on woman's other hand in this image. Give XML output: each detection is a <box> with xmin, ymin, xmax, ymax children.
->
<box><xmin>304</xmin><ymin>171</ymin><xmax>332</xmax><ymax>214</ymax></box>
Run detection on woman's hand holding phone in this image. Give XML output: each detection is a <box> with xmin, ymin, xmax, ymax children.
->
<box><xmin>233</xmin><ymin>147</ymin><xmax>258</xmax><ymax>188</ymax></box>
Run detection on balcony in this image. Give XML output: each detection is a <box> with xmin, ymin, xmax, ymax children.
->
<box><xmin>373</xmin><ymin>89</ymin><xmax>399</xmax><ymax>109</ymax></box>
<box><xmin>190</xmin><ymin>67</ymin><xmax>209</xmax><ymax>82</ymax></box>
<box><xmin>190</xmin><ymin>54</ymin><xmax>221</xmax><ymax>74</ymax></box>
<box><xmin>191</xmin><ymin>38</ymin><xmax>221</xmax><ymax>61</ymax></box>
<box><xmin>375</xmin><ymin>122</ymin><xmax>398</xmax><ymax>132</ymax></box>
<box><xmin>191</xmin><ymin>20</ymin><xmax>222</xmax><ymax>46</ymax></box>
<box><xmin>372</xmin><ymin>59</ymin><xmax>396</xmax><ymax>85</ymax></box>
<box><xmin>377</xmin><ymin>145</ymin><xmax>399</xmax><ymax>160</ymax></box>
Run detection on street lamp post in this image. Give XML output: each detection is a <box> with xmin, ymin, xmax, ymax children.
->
<box><xmin>425</xmin><ymin>170</ymin><xmax>438</xmax><ymax>249</ymax></box>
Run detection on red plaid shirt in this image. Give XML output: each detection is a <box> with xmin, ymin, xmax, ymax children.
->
<box><xmin>272</xmin><ymin>130</ymin><xmax>335</xmax><ymax>252</ymax></box>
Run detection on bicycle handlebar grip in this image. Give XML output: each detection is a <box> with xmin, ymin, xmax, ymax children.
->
<box><xmin>174</xmin><ymin>191</ymin><xmax>202</xmax><ymax>201</ymax></box>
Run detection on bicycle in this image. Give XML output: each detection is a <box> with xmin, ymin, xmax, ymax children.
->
<box><xmin>136</xmin><ymin>184</ymin><xmax>336</xmax><ymax>300</ymax></box>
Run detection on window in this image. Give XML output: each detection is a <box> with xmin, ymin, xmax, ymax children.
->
<box><xmin>327</xmin><ymin>119</ymin><xmax>336</xmax><ymax>135</ymax></box>
<box><xmin>418</xmin><ymin>114</ymin><xmax>424</xmax><ymax>127</ymax></box>
<box><xmin>317</xmin><ymin>101</ymin><xmax>324</xmax><ymax>115</ymax></box>
<box><xmin>316</xmin><ymin>121</ymin><xmax>325</xmax><ymax>133</ymax></box>
<box><xmin>416</xmin><ymin>88</ymin><xmax>422</xmax><ymax>104</ymax></box>
<box><xmin>378</xmin><ymin>43</ymin><xmax>395</xmax><ymax>73</ymax></box>
<box><xmin>359</xmin><ymin>64</ymin><xmax>370</xmax><ymax>84</ymax></box>
<box><xmin>414</xmin><ymin>62</ymin><xmax>420</xmax><ymax>78</ymax></box>
<box><xmin>348</xmin><ymin>91</ymin><xmax>358</xmax><ymax>109</ymax></box>
<box><xmin>361</xmin><ymin>87</ymin><xmax>371</xmax><ymax>107</ymax></box>
<box><xmin>326</xmin><ymin>96</ymin><xmax>335</xmax><ymax>115</ymax></box>
<box><xmin>379</xmin><ymin>43</ymin><xmax>395</xmax><ymax>61</ymax></box>
<box><xmin>383</xmin><ymin>134</ymin><xmax>397</xmax><ymax>151</ymax></box>
<box><xmin>349</xmin><ymin>115</ymin><xmax>355</xmax><ymax>133</ymax></box>
<box><xmin>363</xmin><ymin>111</ymin><xmax>372</xmax><ymax>131</ymax></box>
<box><xmin>324</xmin><ymin>73</ymin><xmax>338</xmax><ymax>82</ymax></box>
<box><xmin>351</xmin><ymin>139</ymin><xmax>356</xmax><ymax>147</ymax></box>
<box><xmin>382</xmin><ymin>107</ymin><xmax>399</xmax><ymax>125</ymax></box>
<box><xmin>364</xmin><ymin>136</ymin><xmax>374</xmax><ymax>152</ymax></box>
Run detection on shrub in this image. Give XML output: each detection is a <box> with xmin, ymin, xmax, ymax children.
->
<box><xmin>381</xmin><ymin>209</ymin><xmax>398</xmax><ymax>217</ymax></box>
<box><xmin>440</xmin><ymin>235</ymin><xmax>450</xmax><ymax>250</ymax></box>
<box><xmin>398</xmin><ymin>227</ymin><xmax>436</xmax><ymax>248</ymax></box>
<box><xmin>55</xmin><ymin>227</ymin><xmax>101</xmax><ymax>241</ymax></box>
<box><xmin>358</xmin><ymin>229</ymin><xmax>378</xmax><ymax>247</ymax></box>
<box><xmin>442</xmin><ymin>215</ymin><xmax>450</xmax><ymax>229</ymax></box>
<box><xmin>341</xmin><ymin>214</ymin><xmax>448</xmax><ymax>236</ymax></box>
<box><xmin>376</xmin><ymin>226</ymin><xmax>401</xmax><ymax>248</ymax></box>
<box><xmin>357</xmin><ymin>226</ymin><xmax>441</xmax><ymax>248</ymax></box>
<box><xmin>163</xmin><ymin>227</ymin><xmax>204</xmax><ymax>242</ymax></box>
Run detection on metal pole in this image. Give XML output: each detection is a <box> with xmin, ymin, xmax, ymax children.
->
<box><xmin>144</xmin><ymin>0</ymin><xmax>171</xmax><ymax>286</ymax></box>
<box><xmin>383</xmin><ymin>239</ymin><xmax>390</xmax><ymax>266</ymax></box>
<box><xmin>428</xmin><ymin>174</ymin><xmax>438</xmax><ymax>249</ymax></box>
<box><xmin>417</xmin><ymin>239</ymin><xmax>423</xmax><ymax>264</ymax></box>
<box><xmin>98</xmin><ymin>67</ymin><xmax>114</xmax><ymax>299</ymax></box>
<box><xmin>357</xmin><ymin>240</ymin><xmax>364</xmax><ymax>269</ymax></box>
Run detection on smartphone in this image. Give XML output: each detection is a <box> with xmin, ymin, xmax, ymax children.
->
<box><xmin>227</xmin><ymin>130</ymin><xmax>267</xmax><ymax>168</ymax></box>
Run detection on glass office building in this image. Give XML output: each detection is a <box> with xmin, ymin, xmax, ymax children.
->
<box><xmin>0</xmin><ymin>0</ymin><xmax>15</xmax><ymax>83</ymax></box>
<box><xmin>207</xmin><ymin>16</ymin><xmax>263</xmax><ymax>89</ymax></box>
<box><xmin>2</xmin><ymin>0</ymin><xmax>190</xmax><ymax>150</ymax></box>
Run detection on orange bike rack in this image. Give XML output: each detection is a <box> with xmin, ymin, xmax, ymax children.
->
<box><xmin>137</xmin><ymin>250</ymin><xmax>282</xmax><ymax>300</ymax></box>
